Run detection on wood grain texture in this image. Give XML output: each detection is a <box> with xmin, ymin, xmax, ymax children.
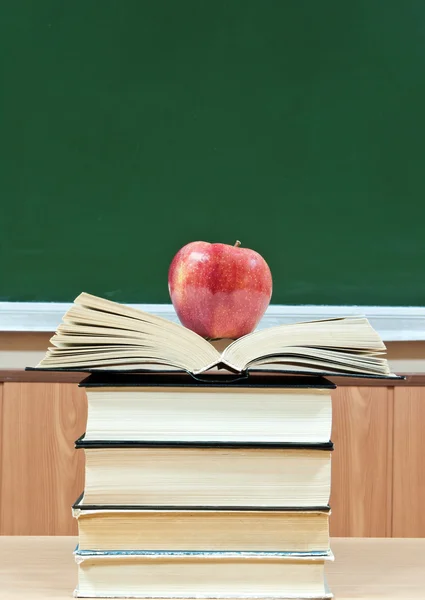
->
<box><xmin>0</xmin><ymin>381</ymin><xmax>423</xmax><ymax>537</ymax></box>
<box><xmin>0</xmin><ymin>383</ymin><xmax>87</xmax><ymax>535</ymax></box>
<box><xmin>393</xmin><ymin>387</ymin><xmax>425</xmax><ymax>537</ymax></box>
<box><xmin>0</xmin><ymin>537</ymin><xmax>425</xmax><ymax>599</ymax></box>
<box><xmin>330</xmin><ymin>386</ymin><xmax>393</xmax><ymax>537</ymax></box>
<box><xmin>0</xmin><ymin>369</ymin><xmax>85</xmax><ymax>383</ymax></box>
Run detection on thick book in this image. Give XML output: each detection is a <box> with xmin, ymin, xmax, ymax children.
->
<box><xmin>76</xmin><ymin>439</ymin><xmax>333</xmax><ymax>507</ymax></box>
<box><xmin>72</xmin><ymin>495</ymin><xmax>330</xmax><ymax>553</ymax></box>
<box><xmin>35</xmin><ymin>292</ymin><xmax>393</xmax><ymax>377</ymax></box>
<box><xmin>74</xmin><ymin>548</ymin><xmax>334</xmax><ymax>599</ymax></box>
<box><xmin>80</xmin><ymin>374</ymin><xmax>334</xmax><ymax>443</ymax></box>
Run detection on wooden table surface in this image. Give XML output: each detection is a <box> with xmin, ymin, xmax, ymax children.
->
<box><xmin>0</xmin><ymin>537</ymin><xmax>424</xmax><ymax>599</ymax></box>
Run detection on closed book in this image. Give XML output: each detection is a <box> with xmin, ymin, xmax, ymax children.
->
<box><xmin>73</xmin><ymin>496</ymin><xmax>330</xmax><ymax>553</ymax></box>
<box><xmin>76</xmin><ymin>439</ymin><xmax>333</xmax><ymax>507</ymax></box>
<box><xmin>74</xmin><ymin>548</ymin><xmax>334</xmax><ymax>599</ymax></box>
<box><xmin>80</xmin><ymin>374</ymin><xmax>334</xmax><ymax>444</ymax></box>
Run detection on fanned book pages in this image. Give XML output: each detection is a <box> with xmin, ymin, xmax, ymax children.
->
<box><xmin>36</xmin><ymin>292</ymin><xmax>393</xmax><ymax>377</ymax></box>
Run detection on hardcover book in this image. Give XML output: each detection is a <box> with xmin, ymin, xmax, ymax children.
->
<box><xmin>74</xmin><ymin>548</ymin><xmax>334</xmax><ymax>599</ymax></box>
<box><xmin>80</xmin><ymin>373</ymin><xmax>334</xmax><ymax>443</ymax></box>
<box><xmin>72</xmin><ymin>496</ymin><xmax>331</xmax><ymax>553</ymax></box>
<box><xmin>75</xmin><ymin>438</ymin><xmax>333</xmax><ymax>508</ymax></box>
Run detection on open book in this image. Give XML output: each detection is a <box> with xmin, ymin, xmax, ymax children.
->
<box><xmin>35</xmin><ymin>293</ymin><xmax>393</xmax><ymax>377</ymax></box>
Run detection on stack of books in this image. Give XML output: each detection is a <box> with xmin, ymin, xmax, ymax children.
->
<box><xmin>31</xmin><ymin>293</ymin><xmax>397</xmax><ymax>598</ymax></box>
<box><xmin>72</xmin><ymin>372</ymin><xmax>334</xmax><ymax>599</ymax></box>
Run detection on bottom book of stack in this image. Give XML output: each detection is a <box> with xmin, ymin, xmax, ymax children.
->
<box><xmin>74</xmin><ymin>549</ymin><xmax>333</xmax><ymax>599</ymax></box>
<box><xmin>73</xmin><ymin>500</ymin><xmax>333</xmax><ymax>599</ymax></box>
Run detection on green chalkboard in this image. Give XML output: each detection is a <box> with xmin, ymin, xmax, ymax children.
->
<box><xmin>1</xmin><ymin>0</ymin><xmax>425</xmax><ymax>305</ymax></box>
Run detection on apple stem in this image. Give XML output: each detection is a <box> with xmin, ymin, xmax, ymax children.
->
<box><xmin>234</xmin><ymin>240</ymin><xmax>241</xmax><ymax>247</ymax></box>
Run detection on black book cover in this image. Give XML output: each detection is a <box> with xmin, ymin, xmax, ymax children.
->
<box><xmin>26</xmin><ymin>366</ymin><xmax>404</xmax><ymax>382</ymax></box>
<box><xmin>75</xmin><ymin>434</ymin><xmax>334</xmax><ymax>451</ymax></box>
<box><xmin>78</xmin><ymin>372</ymin><xmax>336</xmax><ymax>389</ymax></box>
<box><xmin>72</xmin><ymin>492</ymin><xmax>332</xmax><ymax>513</ymax></box>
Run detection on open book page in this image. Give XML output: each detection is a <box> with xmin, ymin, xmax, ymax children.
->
<box><xmin>247</xmin><ymin>354</ymin><xmax>389</xmax><ymax>375</ymax></box>
<box><xmin>221</xmin><ymin>317</ymin><xmax>390</xmax><ymax>375</ymax></box>
<box><xmin>37</xmin><ymin>293</ymin><xmax>220</xmax><ymax>373</ymax></box>
<box><xmin>36</xmin><ymin>294</ymin><xmax>391</xmax><ymax>376</ymax></box>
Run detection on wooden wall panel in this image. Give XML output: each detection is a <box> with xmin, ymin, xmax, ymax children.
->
<box><xmin>330</xmin><ymin>386</ymin><xmax>393</xmax><ymax>537</ymax></box>
<box><xmin>0</xmin><ymin>383</ymin><xmax>87</xmax><ymax>535</ymax></box>
<box><xmin>0</xmin><ymin>381</ymin><xmax>424</xmax><ymax>536</ymax></box>
<box><xmin>393</xmin><ymin>387</ymin><xmax>425</xmax><ymax>537</ymax></box>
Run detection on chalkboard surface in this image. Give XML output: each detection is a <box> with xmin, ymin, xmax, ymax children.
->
<box><xmin>1</xmin><ymin>1</ymin><xmax>424</xmax><ymax>304</ymax></box>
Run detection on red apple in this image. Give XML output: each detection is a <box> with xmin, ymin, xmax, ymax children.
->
<box><xmin>168</xmin><ymin>240</ymin><xmax>272</xmax><ymax>339</ymax></box>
